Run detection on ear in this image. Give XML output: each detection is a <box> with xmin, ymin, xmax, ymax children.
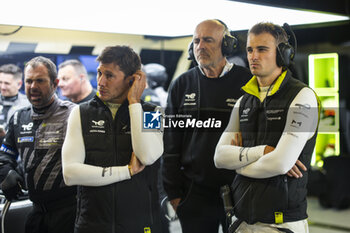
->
<box><xmin>17</xmin><ymin>79</ymin><xmax>23</xmax><ymax>90</ymax></box>
<box><xmin>126</xmin><ymin>75</ymin><xmax>134</xmax><ymax>87</ymax></box>
<box><xmin>79</xmin><ymin>74</ymin><xmax>85</xmax><ymax>82</ymax></box>
<box><xmin>53</xmin><ymin>78</ymin><xmax>59</xmax><ymax>88</ymax></box>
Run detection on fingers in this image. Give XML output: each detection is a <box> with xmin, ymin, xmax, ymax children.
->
<box><xmin>295</xmin><ymin>160</ymin><xmax>307</xmax><ymax>171</ymax></box>
<box><xmin>127</xmin><ymin>71</ymin><xmax>146</xmax><ymax>104</ymax></box>
<box><xmin>170</xmin><ymin>198</ymin><xmax>181</xmax><ymax>212</ymax></box>
<box><xmin>287</xmin><ymin>164</ymin><xmax>303</xmax><ymax>178</ymax></box>
<box><xmin>263</xmin><ymin>145</ymin><xmax>275</xmax><ymax>155</ymax></box>
<box><xmin>129</xmin><ymin>152</ymin><xmax>145</xmax><ymax>176</ymax></box>
<box><xmin>231</xmin><ymin>133</ymin><xmax>242</xmax><ymax>146</ymax></box>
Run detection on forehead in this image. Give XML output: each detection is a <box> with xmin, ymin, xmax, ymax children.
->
<box><xmin>25</xmin><ymin>64</ymin><xmax>50</xmax><ymax>79</ymax></box>
<box><xmin>58</xmin><ymin>65</ymin><xmax>76</xmax><ymax>76</ymax></box>
<box><xmin>0</xmin><ymin>72</ymin><xmax>15</xmax><ymax>81</ymax></box>
<box><xmin>193</xmin><ymin>21</ymin><xmax>223</xmax><ymax>40</ymax></box>
<box><xmin>247</xmin><ymin>32</ymin><xmax>277</xmax><ymax>47</ymax></box>
<box><xmin>98</xmin><ymin>63</ymin><xmax>124</xmax><ymax>74</ymax></box>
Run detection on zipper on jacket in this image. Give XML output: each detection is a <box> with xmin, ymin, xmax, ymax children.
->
<box><xmin>111</xmin><ymin>110</ymin><xmax>117</xmax><ymax>233</ymax></box>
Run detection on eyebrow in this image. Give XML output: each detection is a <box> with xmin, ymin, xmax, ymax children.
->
<box><xmin>194</xmin><ymin>36</ymin><xmax>214</xmax><ymax>41</ymax></box>
<box><xmin>247</xmin><ymin>45</ymin><xmax>270</xmax><ymax>49</ymax></box>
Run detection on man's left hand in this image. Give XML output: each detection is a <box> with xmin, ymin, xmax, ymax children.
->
<box><xmin>127</xmin><ymin>70</ymin><xmax>146</xmax><ymax>104</ymax></box>
<box><xmin>287</xmin><ymin>160</ymin><xmax>307</xmax><ymax>178</ymax></box>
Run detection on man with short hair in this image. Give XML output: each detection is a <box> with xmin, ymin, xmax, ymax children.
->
<box><xmin>214</xmin><ymin>22</ymin><xmax>319</xmax><ymax>233</ymax></box>
<box><xmin>62</xmin><ymin>45</ymin><xmax>163</xmax><ymax>233</ymax></box>
<box><xmin>58</xmin><ymin>59</ymin><xmax>95</xmax><ymax>103</ymax></box>
<box><xmin>0</xmin><ymin>64</ymin><xmax>30</xmax><ymax>141</ymax></box>
<box><xmin>0</xmin><ymin>56</ymin><xmax>77</xmax><ymax>233</ymax></box>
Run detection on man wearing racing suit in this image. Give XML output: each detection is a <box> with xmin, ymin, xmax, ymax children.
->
<box><xmin>162</xmin><ymin>19</ymin><xmax>251</xmax><ymax>233</ymax></box>
<box><xmin>0</xmin><ymin>56</ymin><xmax>76</xmax><ymax>233</ymax></box>
<box><xmin>0</xmin><ymin>64</ymin><xmax>30</xmax><ymax>142</ymax></box>
<box><xmin>62</xmin><ymin>45</ymin><xmax>163</xmax><ymax>233</ymax></box>
<box><xmin>214</xmin><ymin>22</ymin><xmax>320</xmax><ymax>233</ymax></box>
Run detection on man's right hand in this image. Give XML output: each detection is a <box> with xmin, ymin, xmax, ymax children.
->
<box><xmin>264</xmin><ymin>145</ymin><xmax>275</xmax><ymax>154</ymax></box>
<box><xmin>128</xmin><ymin>152</ymin><xmax>145</xmax><ymax>176</ymax></box>
<box><xmin>170</xmin><ymin>198</ymin><xmax>181</xmax><ymax>212</ymax></box>
<box><xmin>1</xmin><ymin>170</ymin><xmax>23</xmax><ymax>201</ymax></box>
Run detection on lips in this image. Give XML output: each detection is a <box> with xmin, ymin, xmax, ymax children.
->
<box><xmin>98</xmin><ymin>89</ymin><xmax>108</xmax><ymax>97</ymax></box>
<box><xmin>29</xmin><ymin>92</ymin><xmax>41</xmax><ymax>101</ymax></box>
<box><xmin>250</xmin><ymin>63</ymin><xmax>260</xmax><ymax>68</ymax></box>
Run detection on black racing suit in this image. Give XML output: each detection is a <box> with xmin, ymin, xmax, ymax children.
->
<box><xmin>0</xmin><ymin>97</ymin><xmax>77</xmax><ymax>233</ymax></box>
<box><xmin>163</xmin><ymin>65</ymin><xmax>251</xmax><ymax>233</ymax></box>
<box><xmin>0</xmin><ymin>93</ymin><xmax>30</xmax><ymax>142</ymax></box>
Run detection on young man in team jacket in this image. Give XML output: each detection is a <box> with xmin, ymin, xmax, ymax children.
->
<box><xmin>62</xmin><ymin>45</ymin><xmax>163</xmax><ymax>233</ymax></box>
<box><xmin>215</xmin><ymin>22</ymin><xmax>319</xmax><ymax>233</ymax></box>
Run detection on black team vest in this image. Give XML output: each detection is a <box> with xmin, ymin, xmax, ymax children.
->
<box><xmin>76</xmin><ymin>96</ymin><xmax>161</xmax><ymax>233</ymax></box>
<box><xmin>232</xmin><ymin>71</ymin><xmax>318</xmax><ymax>224</ymax></box>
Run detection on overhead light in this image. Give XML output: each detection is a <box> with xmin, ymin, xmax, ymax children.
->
<box><xmin>0</xmin><ymin>0</ymin><xmax>348</xmax><ymax>37</ymax></box>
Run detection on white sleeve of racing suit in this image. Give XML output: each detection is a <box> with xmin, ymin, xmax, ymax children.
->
<box><xmin>214</xmin><ymin>97</ymin><xmax>267</xmax><ymax>170</ymax></box>
<box><xmin>62</xmin><ymin>105</ymin><xmax>130</xmax><ymax>186</ymax></box>
<box><xmin>236</xmin><ymin>87</ymin><xmax>319</xmax><ymax>178</ymax></box>
<box><xmin>129</xmin><ymin>103</ymin><xmax>163</xmax><ymax>165</ymax></box>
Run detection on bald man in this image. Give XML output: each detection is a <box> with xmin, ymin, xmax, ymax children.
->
<box><xmin>162</xmin><ymin>19</ymin><xmax>251</xmax><ymax>233</ymax></box>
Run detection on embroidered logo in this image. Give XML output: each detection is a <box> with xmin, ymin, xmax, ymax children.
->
<box><xmin>92</xmin><ymin>120</ymin><xmax>105</xmax><ymax>127</ymax></box>
<box><xmin>22</xmin><ymin>122</ymin><xmax>33</xmax><ymax>131</ymax></box>
<box><xmin>185</xmin><ymin>93</ymin><xmax>196</xmax><ymax>100</ymax></box>
<box><xmin>242</xmin><ymin>108</ymin><xmax>250</xmax><ymax>115</ymax></box>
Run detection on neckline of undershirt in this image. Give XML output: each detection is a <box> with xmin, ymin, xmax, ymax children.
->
<box><xmin>259</xmin><ymin>85</ymin><xmax>274</xmax><ymax>102</ymax></box>
<box><xmin>106</xmin><ymin>102</ymin><xmax>121</xmax><ymax>119</ymax></box>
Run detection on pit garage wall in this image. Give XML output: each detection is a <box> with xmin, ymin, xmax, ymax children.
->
<box><xmin>0</xmin><ymin>24</ymin><xmax>192</xmax><ymax>82</ymax></box>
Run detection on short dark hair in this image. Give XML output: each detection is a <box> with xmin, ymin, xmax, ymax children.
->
<box><xmin>58</xmin><ymin>59</ymin><xmax>88</xmax><ymax>76</ymax></box>
<box><xmin>97</xmin><ymin>46</ymin><xmax>141</xmax><ymax>78</ymax></box>
<box><xmin>24</xmin><ymin>56</ymin><xmax>57</xmax><ymax>84</ymax></box>
<box><xmin>0</xmin><ymin>64</ymin><xmax>22</xmax><ymax>80</ymax></box>
<box><xmin>248</xmin><ymin>22</ymin><xmax>288</xmax><ymax>45</ymax></box>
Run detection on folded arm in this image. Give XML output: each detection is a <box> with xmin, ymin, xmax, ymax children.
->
<box><xmin>237</xmin><ymin>88</ymin><xmax>319</xmax><ymax>178</ymax></box>
<box><xmin>214</xmin><ymin>97</ymin><xmax>266</xmax><ymax>170</ymax></box>
<box><xmin>62</xmin><ymin>106</ymin><xmax>131</xmax><ymax>186</ymax></box>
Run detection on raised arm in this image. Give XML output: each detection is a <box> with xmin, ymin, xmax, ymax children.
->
<box><xmin>129</xmin><ymin>103</ymin><xmax>163</xmax><ymax>165</ymax></box>
<box><xmin>127</xmin><ymin>70</ymin><xmax>163</xmax><ymax>165</ymax></box>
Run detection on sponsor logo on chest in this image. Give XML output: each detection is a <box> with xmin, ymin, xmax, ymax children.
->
<box><xmin>184</xmin><ymin>93</ymin><xmax>196</xmax><ymax>106</ymax></box>
<box><xmin>90</xmin><ymin>120</ymin><xmax>106</xmax><ymax>133</ymax></box>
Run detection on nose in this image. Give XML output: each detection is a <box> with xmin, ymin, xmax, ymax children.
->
<box><xmin>97</xmin><ymin>74</ymin><xmax>106</xmax><ymax>87</ymax></box>
<box><xmin>58</xmin><ymin>81</ymin><xmax>63</xmax><ymax>88</ymax></box>
<box><xmin>30</xmin><ymin>81</ymin><xmax>38</xmax><ymax>89</ymax></box>
<box><xmin>197</xmin><ymin>40</ymin><xmax>206</xmax><ymax>50</ymax></box>
<box><xmin>250</xmin><ymin>49</ymin><xmax>259</xmax><ymax>61</ymax></box>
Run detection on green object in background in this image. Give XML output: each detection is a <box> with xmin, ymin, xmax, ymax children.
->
<box><xmin>308</xmin><ymin>53</ymin><xmax>340</xmax><ymax>167</ymax></box>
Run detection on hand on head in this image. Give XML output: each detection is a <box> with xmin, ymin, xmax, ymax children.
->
<box><xmin>127</xmin><ymin>70</ymin><xmax>146</xmax><ymax>105</ymax></box>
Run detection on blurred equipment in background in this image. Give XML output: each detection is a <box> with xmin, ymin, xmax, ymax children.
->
<box><xmin>143</xmin><ymin>63</ymin><xmax>168</xmax><ymax>108</ymax></box>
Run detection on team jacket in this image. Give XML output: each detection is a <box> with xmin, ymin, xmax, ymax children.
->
<box><xmin>0</xmin><ymin>97</ymin><xmax>76</xmax><ymax>204</ymax></box>
<box><xmin>76</xmin><ymin>96</ymin><xmax>161</xmax><ymax>233</ymax></box>
<box><xmin>0</xmin><ymin>93</ymin><xmax>30</xmax><ymax>130</ymax></box>
<box><xmin>232</xmin><ymin>70</ymin><xmax>319</xmax><ymax>224</ymax></box>
<box><xmin>163</xmin><ymin>65</ymin><xmax>251</xmax><ymax>200</ymax></box>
